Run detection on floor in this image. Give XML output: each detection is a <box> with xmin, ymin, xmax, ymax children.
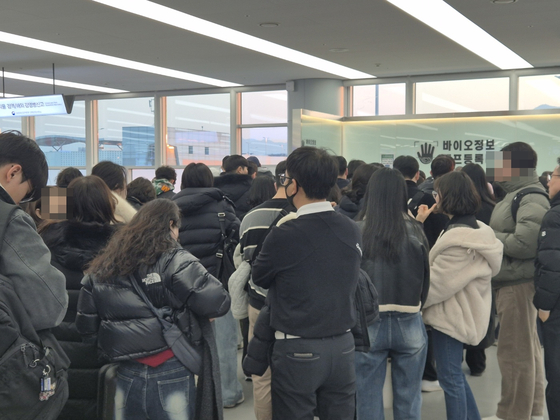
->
<box><xmin>223</xmin><ymin>345</ymin><xmax>549</xmax><ymax>420</ymax></box>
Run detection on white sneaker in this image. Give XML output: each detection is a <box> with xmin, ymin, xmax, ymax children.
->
<box><xmin>421</xmin><ymin>380</ymin><xmax>442</xmax><ymax>392</ymax></box>
<box><xmin>482</xmin><ymin>416</ymin><xmax>503</xmax><ymax>420</ymax></box>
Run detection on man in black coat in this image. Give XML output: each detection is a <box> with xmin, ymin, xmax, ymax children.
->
<box><xmin>253</xmin><ymin>147</ymin><xmax>362</xmax><ymax>420</ymax></box>
<box><xmin>534</xmin><ymin>158</ymin><xmax>560</xmax><ymax>420</ymax></box>
<box><xmin>214</xmin><ymin>155</ymin><xmax>253</xmax><ymax>220</ymax></box>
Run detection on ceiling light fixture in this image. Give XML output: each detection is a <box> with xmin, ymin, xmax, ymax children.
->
<box><xmin>259</xmin><ymin>23</ymin><xmax>279</xmax><ymax>28</ymax></box>
<box><xmin>329</xmin><ymin>48</ymin><xmax>350</xmax><ymax>53</ymax></box>
<box><xmin>385</xmin><ymin>0</ymin><xmax>532</xmax><ymax>70</ymax></box>
<box><xmin>0</xmin><ymin>31</ymin><xmax>241</xmax><ymax>88</ymax></box>
<box><xmin>491</xmin><ymin>0</ymin><xmax>517</xmax><ymax>4</ymax></box>
<box><xmin>3</xmin><ymin>71</ymin><xmax>128</xmax><ymax>93</ymax></box>
<box><xmin>91</xmin><ymin>0</ymin><xmax>376</xmax><ymax>79</ymax></box>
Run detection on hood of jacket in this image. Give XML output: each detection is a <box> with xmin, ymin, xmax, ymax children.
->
<box><xmin>173</xmin><ymin>187</ymin><xmax>230</xmax><ymax>216</ymax></box>
<box><xmin>152</xmin><ymin>178</ymin><xmax>175</xmax><ymax>196</ymax></box>
<box><xmin>431</xmin><ymin>221</ymin><xmax>503</xmax><ymax>277</ymax></box>
<box><xmin>41</xmin><ymin>220</ymin><xmax>116</xmax><ymax>272</ymax></box>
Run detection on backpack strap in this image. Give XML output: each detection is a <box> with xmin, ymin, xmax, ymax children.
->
<box><xmin>251</xmin><ymin>208</ymin><xmax>289</xmax><ymax>263</ymax></box>
<box><xmin>511</xmin><ymin>187</ymin><xmax>549</xmax><ymax>223</ymax></box>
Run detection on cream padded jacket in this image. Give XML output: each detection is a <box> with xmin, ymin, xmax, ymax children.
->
<box><xmin>423</xmin><ymin>221</ymin><xmax>503</xmax><ymax>345</ymax></box>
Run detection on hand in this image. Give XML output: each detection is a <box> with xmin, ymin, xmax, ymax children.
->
<box><xmin>416</xmin><ymin>203</ymin><xmax>436</xmax><ymax>223</ymax></box>
<box><xmin>538</xmin><ymin>310</ymin><xmax>550</xmax><ymax>323</ymax></box>
<box><xmin>417</xmin><ymin>143</ymin><xmax>435</xmax><ymax>165</ymax></box>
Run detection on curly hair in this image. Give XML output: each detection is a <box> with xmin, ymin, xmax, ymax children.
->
<box><xmin>87</xmin><ymin>199</ymin><xmax>181</xmax><ymax>282</ymax></box>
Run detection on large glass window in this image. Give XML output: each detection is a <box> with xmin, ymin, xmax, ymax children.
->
<box><xmin>352</xmin><ymin>83</ymin><xmax>406</xmax><ymax>116</ymax></box>
<box><xmin>0</xmin><ymin>117</ymin><xmax>22</xmax><ymax>133</ymax></box>
<box><xmin>98</xmin><ymin>97</ymin><xmax>155</xmax><ymax>167</ymax></box>
<box><xmin>36</xmin><ymin>101</ymin><xmax>86</xmax><ymax>169</ymax></box>
<box><xmin>519</xmin><ymin>74</ymin><xmax>560</xmax><ymax>111</ymax></box>
<box><xmin>240</xmin><ymin>90</ymin><xmax>288</xmax><ymax>165</ymax></box>
<box><xmin>167</xmin><ymin>94</ymin><xmax>230</xmax><ymax>167</ymax></box>
<box><xmin>415</xmin><ymin>78</ymin><xmax>509</xmax><ymax>114</ymax></box>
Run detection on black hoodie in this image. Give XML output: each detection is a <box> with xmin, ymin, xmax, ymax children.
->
<box><xmin>213</xmin><ymin>172</ymin><xmax>252</xmax><ymax>220</ymax></box>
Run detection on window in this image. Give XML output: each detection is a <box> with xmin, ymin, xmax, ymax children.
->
<box><xmin>0</xmin><ymin>117</ymin><xmax>22</xmax><ymax>133</ymax></box>
<box><xmin>98</xmin><ymin>97</ymin><xmax>155</xmax><ymax>167</ymax></box>
<box><xmin>519</xmin><ymin>74</ymin><xmax>560</xmax><ymax>111</ymax></box>
<box><xmin>352</xmin><ymin>83</ymin><xmax>406</xmax><ymax>116</ymax></box>
<box><xmin>415</xmin><ymin>78</ymin><xmax>509</xmax><ymax>114</ymax></box>
<box><xmin>36</xmin><ymin>101</ymin><xmax>86</xmax><ymax>169</ymax></box>
<box><xmin>166</xmin><ymin>94</ymin><xmax>230</xmax><ymax>167</ymax></box>
<box><xmin>240</xmin><ymin>90</ymin><xmax>288</xmax><ymax>165</ymax></box>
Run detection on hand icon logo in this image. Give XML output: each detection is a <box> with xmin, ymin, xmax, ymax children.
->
<box><xmin>417</xmin><ymin>143</ymin><xmax>435</xmax><ymax>164</ymax></box>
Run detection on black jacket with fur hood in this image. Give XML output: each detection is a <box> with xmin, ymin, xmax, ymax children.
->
<box><xmin>40</xmin><ymin>220</ymin><xmax>118</xmax><ymax>420</ymax></box>
<box><xmin>214</xmin><ymin>173</ymin><xmax>253</xmax><ymax>220</ymax></box>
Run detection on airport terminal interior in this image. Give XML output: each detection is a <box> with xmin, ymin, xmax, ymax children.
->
<box><xmin>1</xmin><ymin>1</ymin><xmax>558</xmax><ymax>419</ymax></box>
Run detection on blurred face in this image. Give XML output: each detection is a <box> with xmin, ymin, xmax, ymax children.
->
<box><xmin>548</xmin><ymin>166</ymin><xmax>560</xmax><ymax>199</ymax></box>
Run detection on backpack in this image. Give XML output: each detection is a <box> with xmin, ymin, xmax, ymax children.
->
<box><xmin>0</xmin><ymin>201</ymin><xmax>70</xmax><ymax>420</ymax></box>
<box><xmin>511</xmin><ymin>187</ymin><xmax>549</xmax><ymax>223</ymax></box>
<box><xmin>216</xmin><ymin>199</ymin><xmax>239</xmax><ymax>291</ymax></box>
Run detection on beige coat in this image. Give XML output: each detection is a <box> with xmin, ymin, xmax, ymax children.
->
<box><xmin>423</xmin><ymin>221</ymin><xmax>503</xmax><ymax>345</ymax></box>
<box><xmin>112</xmin><ymin>191</ymin><xmax>137</xmax><ymax>223</ymax></box>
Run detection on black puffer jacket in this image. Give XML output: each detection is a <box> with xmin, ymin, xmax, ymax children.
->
<box><xmin>534</xmin><ymin>193</ymin><xmax>560</xmax><ymax>312</ymax></box>
<box><xmin>76</xmin><ymin>247</ymin><xmax>230</xmax><ymax>362</ymax></box>
<box><xmin>40</xmin><ymin>220</ymin><xmax>117</xmax><ymax>420</ymax></box>
<box><xmin>336</xmin><ymin>195</ymin><xmax>364</xmax><ymax>220</ymax></box>
<box><xmin>214</xmin><ymin>173</ymin><xmax>252</xmax><ymax>220</ymax></box>
<box><xmin>173</xmin><ymin>187</ymin><xmax>240</xmax><ymax>277</ymax></box>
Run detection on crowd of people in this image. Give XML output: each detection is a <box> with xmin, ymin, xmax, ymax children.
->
<box><xmin>0</xmin><ymin>129</ymin><xmax>558</xmax><ymax>420</ymax></box>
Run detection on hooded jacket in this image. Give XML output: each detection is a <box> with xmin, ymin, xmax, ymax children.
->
<box><xmin>214</xmin><ymin>173</ymin><xmax>252</xmax><ymax>220</ymax></box>
<box><xmin>335</xmin><ymin>195</ymin><xmax>364</xmax><ymax>220</ymax></box>
<box><xmin>423</xmin><ymin>217</ymin><xmax>503</xmax><ymax>345</ymax></box>
<box><xmin>534</xmin><ymin>192</ymin><xmax>560</xmax><ymax>312</ymax></box>
<box><xmin>173</xmin><ymin>187</ymin><xmax>239</xmax><ymax>277</ymax></box>
<box><xmin>489</xmin><ymin>172</ymin><xmax>550</xmax><ymax>288</ymax></box>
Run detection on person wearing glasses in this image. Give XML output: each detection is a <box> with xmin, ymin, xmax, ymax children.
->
<box><xmin>0</xmin><ymin>130</ymin><xmax>69</xmax><ymax>418</ymax></box>
<box><xmin>252</xmin><ymin>147</ymin><xmax>363</xmax><ymax>420</ymax></box>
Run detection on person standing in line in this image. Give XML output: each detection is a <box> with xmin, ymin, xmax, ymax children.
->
<box><xmin>335</xmin><ymin>155</ymin><xmax>351</xmax><ymax>190</ymax></box>
<box><xmin>355</xmin><ymin>168</ymin><xmax>430</xmax><ymax>420</ymax></box>
<box><xmin>252</xmin><ymin>147</ymin><xmax>363</xmax><ymax>420</ymax></box>
<box><xmin>92</xmin><ymin>161</ymin><xmax>137</xmax><ymax>223</ymax></box>
<box><xmin>484</xmin><ymin>143</ymin><xmax>548</xmax><ymax>420</ymax></box>
<box><xmin>77</xmin><ymin>199</ymin><xmax>231</xmax><ymax>420</ymax></box>
<box><xmin>153</xmin><ymin>165</ymin><xmax>178</xmax><ymax>200</ymax></box>
<box><xmin>418</xmin><ymin>171</ymin><xmax>503</xmax><ymax>420</ymax></box>
<box><xmin>214</xmin><ymin>155</ymin><xmax>253</xmax><ymax>220</ymax></box>
<box><xmin>534</xmin><ymin>158</ymin><xmax>560</xmax><ymax>420</ymax></box>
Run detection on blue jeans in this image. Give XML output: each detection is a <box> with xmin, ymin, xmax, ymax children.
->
<box><xmin>355</xmin><ymin>312</ymin><xmax>427</xmax><ymax>420</ymax></box>
<box><xmin>213</xmin><ymin>308</ymin><xmax>243</xmax><ymax>406</ymax></box>
<box><xmin>114</xmin><ymin>357</ymin><xmax>196</xmax><ymax>420</ymax></box>
<box><xmin>431</xmin><ymin>329</ymin><xmax>480</xmax><ymax>420</ymax></box>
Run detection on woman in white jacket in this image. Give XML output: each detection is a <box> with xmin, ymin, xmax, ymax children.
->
<box><xmin>417</xmin><ymin>171</ymin><xmax>503</xmax><ymax>420</ymax></box>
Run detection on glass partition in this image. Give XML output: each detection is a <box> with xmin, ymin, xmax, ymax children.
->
<box><xmin>167</xmin><ymin>94</ymin><xmax>230</xmax><ymax>167</ymax></box>
<box><xmin>98</xmin><ymin>97</ymin><xmax>155</xmax><ymax>167</ymax></box>
<box><xmin>415</xmin><ymin>78</ymin><xmax>509</xmax><ymax>114</ymax></box>
<box><xmin>352</xmin><ymin>83</ymin><xmax>406</xmax><ymax>116</ymax></box>
<box><xmin>36</xmin><ymin>101</ymin><xmax>86</xmax><ymax>168</ymax></box>
<box><xmin>0</xmin><ymin>117</ymin><xmax>22</xmax><ymax>133</ymax></box>
<box><xmin>47</xmin><ymin>168</ymin><xmax>86</xmax><ymax>186</ymax></box>
<box><xmin>519</xmin><ymin>74</ymin><xmax>560</xmax><ymax>111</ymax></box>
<box><xmin>300</xmin><ymin>115</ymin><xmax>342</xmax><ymax>155</ymax></box>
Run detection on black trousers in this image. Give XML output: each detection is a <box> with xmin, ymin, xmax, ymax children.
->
<box><xmin>543</xmin><ymin>311</ymin><xmax>560</xmax><ymax>420</ymax></box>
<box><xmin>465</xmin><ymin>348</ymin><xmax>486</xmax><ymax>373</ymax></box>
<box><xmin>271</xmin><ymin>332</ymin><xmax>355</xmax><ymax>420</ymax></box>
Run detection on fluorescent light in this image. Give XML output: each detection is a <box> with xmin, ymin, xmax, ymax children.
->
<box><xmin>0</xmin><ymin>31</ymin><xmax>241</xmax><ymax>88</ymax></box>
<box><xmin>92</xmin><ymin>0</ymin><xmax>376</xmax><ymax>79</ymax></box>
<box><xmin>0</xmin><ymin>93</ymin><xmax>22</xmax><ymax>98</ymax></box>
<box><xmin>3</xmin><ymin>71</ymin><xmax>127</xmax><ymax>94</ymax></box>
<box><xmin>385</xmin><ymin>0</ymin><xmax>532</xmax><ymax>70</ymax></box>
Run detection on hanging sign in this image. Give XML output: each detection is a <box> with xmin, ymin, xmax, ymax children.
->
<box><xmin>0</xmin><ymin>94</ymin><xmax>74</xmax><ymax>117</ymax></box>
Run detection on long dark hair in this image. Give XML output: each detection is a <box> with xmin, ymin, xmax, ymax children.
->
<box><xmin>68</xmin><ymin>175</ymin><xmax>118</xmax><ymax>224</ymax></box>
<box><xmin>248</xmin><ymin>176</ymin><xmax>276</xmax><ymax>208</ymax></box>
<box><xmin>358</xmin><ymin>168</ymin><xmax>409</xmax><ymax>263</ymax></box>
<box><xmin>87</xmin><ymin>199</ymin><xmax>181</xmax><ymax>282</ymax></box>
<box><xmin>461</xmin><ymin>163</ymin><xmax>495</xmax><ymax>207</ymax></box>
<box><xmin>181</xmin><ymin>162</ymin><xmax>213</xmax><ymax>189</ymax></box>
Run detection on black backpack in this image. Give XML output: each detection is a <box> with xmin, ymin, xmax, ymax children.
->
<box><xmin>511</xmin><ymin>187</ymin><xmax>549</xmax><ymax>223</ymax></box>
<box><xmin>0</xmin><ymin>201</ymin><xmax>70</xmax><ymax>420</ymax></box>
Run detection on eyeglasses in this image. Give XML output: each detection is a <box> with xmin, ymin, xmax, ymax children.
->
<box><xmin>19</xmin><ymin>179</ymin><xmax>36</xmax><ymax>204</ymax></box>
<box><xmin>278</xmin><ymin>174</ymin><xmax>293</xmax><ymax>186</ymax></box>
<box><xmin>432</xmin><ymin>191</ymin><xmax>439</xmax><ymax>199</ymax></box>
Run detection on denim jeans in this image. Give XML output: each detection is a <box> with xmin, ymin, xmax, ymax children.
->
<box><xmin>431</xmin><ymin>329</ymin><xmax>480</xmax><ymax>420</ymax></box>
<box><xmin>114</xmin><ymin>357</ymin><xmax>196</xmax><ymax>420</ymax></box>
<box><xmin>355</xmin><ymin>311</ymin><xmax>427</xmax><ymax>420</ymax></box>
<box><xmin>213</xmin><ymin>308</ymin><xmax>244</xmax><ymax>406</ymax></box>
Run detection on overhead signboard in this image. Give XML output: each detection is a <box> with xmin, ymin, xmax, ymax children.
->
<box><xmin>0</xmin><ymin>94</ymin><xmax>74</xmax><ymax>117</ymax></box>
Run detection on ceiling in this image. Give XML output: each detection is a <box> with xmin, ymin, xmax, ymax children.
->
<box><xmin>1</xmin><ymin>0</ymin><xmax>560</xmax><ymax>97</ymax></box>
